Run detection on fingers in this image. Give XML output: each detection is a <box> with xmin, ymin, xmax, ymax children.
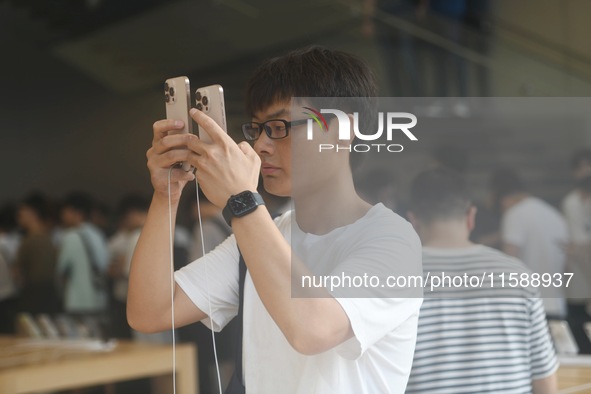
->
<box><xmin>152</xmin><ymin>119</ymin><xmax>185</xmax><ymax>143</ymax></box>
<box><xmin>168</xmin><ymin>167</ymin><xmax>196</xmax><ymax>183</ymax></box>
<box><xmin>152</xmin><ymin>133</ymin><xmax>205</xmax><ymax>156</ymax></box>
<box><xmin>148</xmin><ymin>145</ymin><xmax>201</xmax><ymax>171</ymax></box>
<box><xmin>189</xmin><ymin>108</ymin><xmax>230</xmax><ymax>145</ymax></box>
<box><xmin>237</xmin><ymin>141</ymin><xmax>256</xmax><ymax>158</ymax></box>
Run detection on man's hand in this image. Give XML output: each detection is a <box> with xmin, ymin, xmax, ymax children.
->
<box><xmin>188</xmin><ymin>108</ymin><xmax>261</xmax><ymax>208</ymax></box>
<box><xmin>146</xmin><ymin>119</ymin><xmax>196</xmax><ymax>203</ymax></box>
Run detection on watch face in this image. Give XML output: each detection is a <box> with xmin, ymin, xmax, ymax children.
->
<box><xmin>230</xmin><ymin>191</ymin><xmax>258</xmax><ymax>216</ymax></box>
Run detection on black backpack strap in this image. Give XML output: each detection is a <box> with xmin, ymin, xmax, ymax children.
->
<box><xmin>225</xmin><ymin>213</ymin><xmax>283</xmax><ymax>393</ymax></box>
<box><xmin>224</xmin><ymin>252</ymin><xmax>247</xmax><ymax>394</ymax></box>
<box><xmin>77</xmin><ymin>231</ymin><xmax>100</xmax><ymax>276</ymax></box>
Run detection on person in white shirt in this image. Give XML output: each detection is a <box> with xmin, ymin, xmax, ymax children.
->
<box><xmin>127</xmin><ymin>46</ymin><xmax>422</xmax><ymax>393</ymax></box>
<box><xmin>108</xmin><ymin>194</ymin><xmax>149</xmax><ymax>338</ymax></box>
<box><xmin>57</xmin><ymin>192</ymin><xmax>108</xmax><ymax>313</ymax></box>
<box><xmin>491</xmin><ymin>168</ymin><xmax>569</xmax><ymax>318</ymax></box>
<box><xmin>562</xmin><ymin>149</ymin><xmax>591</xmax><ymax>315</ymax></box>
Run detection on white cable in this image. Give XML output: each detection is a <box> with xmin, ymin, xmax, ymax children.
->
<box><xmin>194</xmin><ymin>179</ymin><xmax>223</xmax><ymax>394</ymax></box>
<box><xmin>167</xmin><ymin>167</ymin><xmax>177</xmax><ymax>394</ymax></box>
<box><xmin>167</xmin><ymin>165</ymin><xmax>222</xmax><ymax>394</ymax></box>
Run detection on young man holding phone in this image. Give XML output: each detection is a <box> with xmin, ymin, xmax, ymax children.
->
<box><xmin>127</xmin><ymin>46</ymin><xmax>422</xmax><ymax>393</ymax></box>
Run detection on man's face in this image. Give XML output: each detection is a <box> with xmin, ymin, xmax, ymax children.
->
<box><xmin>61</xmin><ymin>207</ymin><xmax>82</xmax><ymax>228</ymax></box>
<box><xmin>252</xmin><ymin>102</ymin><xmax>294</xmax><ymax>197</ymax></box>
<box><xmin>17</xmin><ymin>206</ymin><xmax>37</xmax><ymax>231</ymax></box>
<box><xmin>252</xmin><ymin>100</ymin><xmax>350</xmax><ymax>199</ymax></box>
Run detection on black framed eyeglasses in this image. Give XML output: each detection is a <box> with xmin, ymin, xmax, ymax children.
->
<box><xmin>241</xmin><ymin>118</ymin><xmax>309</xmax><ymax>141</ymax></box>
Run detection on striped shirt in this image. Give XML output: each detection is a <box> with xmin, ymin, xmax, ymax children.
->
<box><xmin>405</xmin><ymin>245</ymin><xmax>558</xmax><ymax>394</ymax></box>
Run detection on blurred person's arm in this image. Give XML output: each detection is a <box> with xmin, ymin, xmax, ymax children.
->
<box><xmin>532</xmin><ymin>373</ymin><xmax>557</xmax><ymax>394</ymax></box>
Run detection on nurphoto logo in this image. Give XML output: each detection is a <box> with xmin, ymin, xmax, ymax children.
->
<box><xmin>304</xmin><ymin>108</ymin><xmax>418</xmax><ymax>153</ymax></box>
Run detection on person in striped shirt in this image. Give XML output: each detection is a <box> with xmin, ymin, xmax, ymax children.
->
<box><xmin>405</xmin><ymin>167</ymin><xmax>558</xmax><ymax>394</ymax></box>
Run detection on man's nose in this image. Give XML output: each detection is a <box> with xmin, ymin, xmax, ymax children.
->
<box><xmin>253</xmin><ymin>131</ymin><xmax>274</xmax><ymax>156</ymax></box>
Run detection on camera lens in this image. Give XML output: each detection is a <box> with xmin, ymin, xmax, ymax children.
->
<box><xmin>164</xmin><ymin>82</ymin><xmax>169</xmax><ymax>91</ymax></box>
<box><xmin>169</xmin><ymin>87</ymin><xmax>175</xmax><ymax>97</ymax></box>
<box><xmin>202</xmin><ymin>96</ymin><xmax>209</xmax><ymax>106</ymax></box>
<box><xmin>195</xmin><ymin>91</ymin><xmax>202</xmax><ymax>101</ymax></box>
<box><xmin>165</xmin><ymin>94</ymin><xmax>170</xmax><ymax>103</ymax></box>
<box><xmin>196</xmin><ymin>103</ymin><xmax>203</xmax><ymax>111</ymax></box>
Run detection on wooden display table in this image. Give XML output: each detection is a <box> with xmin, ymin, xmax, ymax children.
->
<box><xmin>558</xmin><ymin>364</ymin><xmax>591</xmax><ymax>393</ymax></box>
<box><xmin>0</xmin><ymin>336</ymin><xmax>197</xmax><ymax>394</ymax></box>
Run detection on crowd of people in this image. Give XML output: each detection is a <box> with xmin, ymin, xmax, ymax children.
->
<box><xmin>1</xmin><ymin>148</ymin><xmax>590</xmax><ymax>392</ymax></box>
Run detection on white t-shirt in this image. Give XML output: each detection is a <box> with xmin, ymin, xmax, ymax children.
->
<box><xmin>57</xmin><ymin>229</ymin><xmax>106</xmax><ymax>312</ymax></box>
<box><xmin>562</xmin><ymin>190</ymin><xmax>591</xmax><ymax>244</ymax></box>
<box><xmin>175</xmin><ymin>204</ymin><xmax>423</xmax><ymax>394</ymax></box>
<box><xmin>501</xmin><ymin>196</ymin><xmax>568</xmax><ymax>317</ymax></box>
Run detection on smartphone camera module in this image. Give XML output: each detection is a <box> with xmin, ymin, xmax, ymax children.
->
<box><xmin>196</xmin><ymin>88</ymin><xmax>210</xmax><ymax>112</ymax></box>
<box><xmin>165</xmin><ymin>83</ymin><xmax>176</xmax><ymax>103</ymax></box>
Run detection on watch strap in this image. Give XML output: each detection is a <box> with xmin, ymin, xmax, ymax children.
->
<box><xmin>222</xmin><ymin>191</ymin><xmax>265</xmax><ymax>226</ymax></box>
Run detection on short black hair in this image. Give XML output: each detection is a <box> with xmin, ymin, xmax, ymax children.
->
<box><xmin>21</xmin><ymin>192</ymin><xmax>54</xmax><ymax>222</ymax></box>
<box><xmin>62</xmin><ymin>191</ymin><xmax>93</xmax><ymax>219</ymax></box>
<box><xmin>246</xmin><ymin>46</ymin><xmax>378</xmax><ymax>117</ymax></box>
<box><xmin>409</xmin><ymin>168</ymin><xmax>471</xmax><ymax>223</ymax></box>
<box><xmin>489</xmin><ymin>168</ymin><xmax>526</xmax><ymax>201</ymax></box>
<box><xmin>245</xmin><ymin>46</ymin><xmax>378</xmax><ymax>170</ymax></box>
<box><xmin>571</xmin><ymin>149</ymin><xmax>591</xmax><ymax>170</ymax></box>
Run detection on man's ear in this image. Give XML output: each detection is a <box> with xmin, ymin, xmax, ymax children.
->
<box><xmin>467</xmin><ymin>205</ymin><xmax>477</xmax><ymax>233</ymax></box>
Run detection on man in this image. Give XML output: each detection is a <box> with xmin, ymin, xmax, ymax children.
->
<box><xmin>563</xmin><ymin>149</ymin><xmax>591</xmax><ymax>243</ymax></box>
<box><xmin>14</xmin><ymin>193</ymin><xmax>60</xmax><ymax>314</ymax></box>
<box><xmin>127</xmin><ymin>46</ymin><xmax>422</xmax><ymax>393</ymax></box>
<box><xmin>491</xmin><ymin>168</ymin><xmax>569</xmax><ymax>318</ymax></box>
<box><xmin>406</xmin><ymin>168</ymin><xmax>558</xmax><ymax>393</ymax></box>
<box><xmin>108</xmin><ymin>194</ymin><xmax>150</xmax><ymax>338</ymax></box>
<box><xmin>57</xmin><ymin>192</ymin><xmax>109</xmax><ymax>313</ymax></box>
<box><xmin>562</xmin><ymin>149</ymin><xmax>591</xmax><ymax>314</ymax></box>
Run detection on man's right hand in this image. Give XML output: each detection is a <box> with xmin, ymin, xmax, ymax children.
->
<box><xmin>146</xmin><ymin>119</ymin><xmax>196</xmax><ymax>203</ymax></box>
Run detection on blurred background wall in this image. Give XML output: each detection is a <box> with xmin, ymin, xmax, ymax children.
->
<box><xmin>1</xmin><ymin>0</ymin><xmax>591</xmax><ymax>206</ymax></box>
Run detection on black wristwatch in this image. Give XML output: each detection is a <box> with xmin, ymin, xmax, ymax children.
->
<box><xmin>222</xmin><ymin>191</ymin><xmax>265</xmax><ymax>226</ymax></box>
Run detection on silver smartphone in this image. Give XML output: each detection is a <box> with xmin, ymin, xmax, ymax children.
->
<box><xmin>164</xmin><ymin>76</ymin><xmax>193</xmax><ymax>171</ymax></box>
<box><xmin>195</xmin><ymin>84</ymin><xmax>227</xmax><ymax>144</ymax></box>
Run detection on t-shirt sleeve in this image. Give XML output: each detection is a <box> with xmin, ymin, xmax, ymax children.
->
<box><xmin>329</xmin><ymin>218</ymin><xmax>423</xmax><ymax>359</ymax></box>
<box><xmin>335</xmin><ymin>297</ymin><xmax>422</xmax><ymax>360</ymax></box>
<box><xmin>174</xmin><ymin>234</ymin><xmax>240</xmax><ymax>332</ymax></box>
<box><xmin>528</xmin><ymin>297</ymin><xmax>559</xmax><ymax>379</ymax></box>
